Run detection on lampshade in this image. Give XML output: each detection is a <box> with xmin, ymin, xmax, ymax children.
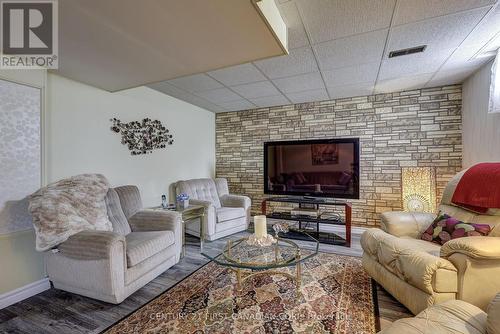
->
<box><xmin>401</xmin><ymin>167</ymin><xmax>436</xmax><ymax>213</ymax></box>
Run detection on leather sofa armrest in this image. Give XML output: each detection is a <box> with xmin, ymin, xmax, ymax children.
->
<box><xmin>397</xmin><ymin>249</ymin><xmax>457</xmax><ymax>294</ymax></box>
<box><xmin>441</xmin><ymin>237</ymin><xmax>500</xmax><ymax>260</ymax></box>
<box><xmin>380</xmin><ymin>211</ymin><xmax>436</xmax><ymax>238</ymax></box>
<box><xmin>128</xmin><ymin>209</ymin><xmax>181</xmax><ymax>233</ymax></box>
<box><xmin>220</xmin><ymin>194</ymin><xmax>251</xmax><ymax>210</ymax></box>
<box><xmin>57</xmin><ymin>230</ymin><xmax>125</xmax><ymax>260</ymax></box>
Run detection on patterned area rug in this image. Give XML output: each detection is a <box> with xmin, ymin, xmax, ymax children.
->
<box><xmin>105</xmin><ymin>253</ymin><xmax>379</xmax><ymax>333</ymax></box>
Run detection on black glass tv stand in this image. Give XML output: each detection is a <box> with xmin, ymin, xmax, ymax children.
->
<box><xmin>261</xmin><ymin>196</ymin><xmax>351</xmax><ymax>247</ymax></box>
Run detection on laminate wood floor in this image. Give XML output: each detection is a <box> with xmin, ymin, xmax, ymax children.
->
<box><xmin>0</xmin><ymin>229</ymin><xmax>412</xmax><ymax>334</ymax></box>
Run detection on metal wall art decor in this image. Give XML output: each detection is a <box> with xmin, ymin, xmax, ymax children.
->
<box><xmin>110</xmin><ymin>118</ymin><xmax>174</xmax><ymax>155</ymax></box>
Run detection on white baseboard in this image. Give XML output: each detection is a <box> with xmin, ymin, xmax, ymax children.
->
<box><xmin>0</xmin><ymin>278</ymin><xmax>50</xmax><ymax>309</ymax></box>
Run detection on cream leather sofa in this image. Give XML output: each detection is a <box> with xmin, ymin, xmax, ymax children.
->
<box><xmin>45</xmin><ymin>185</ymin><xmax>182</xmax><ymax>304</ymax></box>
<box><xmin>380</xmin><ymin>292</ymin><xmax>500</xmax><ymax>334</ymax></box>
<box><xmin>176</xmin><ymin>178</ymin><xmax>251</xmax><ymax>241</ymax></box>
<box><xmin>362</xmin><ymin>170</ymin><xmax>500</xmax><ymax>314</ymax></box>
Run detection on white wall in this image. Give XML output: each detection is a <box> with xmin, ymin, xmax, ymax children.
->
<box><xmin>46</xmin><ymin>74</ymin><xmax>215</xmax><ymax>206</ymax></box>
<box><xmin>462</xmin><ymin>60</ymin><xmax>500</xmax><ymax>167</ymax></box>
<box><xmin>0</xmin><ymin>70</ymin><xmax>46</xmax><ymax>295</ymax></box>
<box><xmin>0</xmin><ymin>71</ymin><xmax>215</xmax><ymax>298</ymax></box>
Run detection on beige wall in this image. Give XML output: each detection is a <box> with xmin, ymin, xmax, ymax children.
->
<box><xmin>0</xmin><ymin>71</ymin><xmax>215</xmax><ymax>295</ymax></box>
<box><xmin>462</xmin><ymin>60</ymin><xmax>500</xmax><ymax>167</ymax></box>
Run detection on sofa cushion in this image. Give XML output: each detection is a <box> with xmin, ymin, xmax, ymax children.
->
<box><xmin>216</xmin><ymin>207</ymin><xmax>246</xmax><ymax>223</ymax></box>
<box><xmin>126</xmin><ymin>231</ymin><xmax>174</xmax><ymax>267</ymax></box>
<box><xmin>105</xmin><ymin>188</ymin><xmax>131</xmax><ymax>236</ymax></box>
<box><xmin>421</xmin><ymin>213</ymin><xmax>491</xmax><ymax>245</ymax></box>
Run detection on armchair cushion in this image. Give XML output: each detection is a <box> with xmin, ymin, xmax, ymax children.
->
<box><xmin>441</xmin><ymin>236</ymin><xmax>500</xmax><ymax>260</ymax></box>
<box><xmin>105</xmin><ymin>188</ymin><xmax>131</xmax><ymax>236</ymax></box>
<box><xmin>125</xmin><ymin>231</ymin><xmax>174</xmax><ymax>267</ymax></box>
<box><xmin>176</xmin><ymin>179</ymin><xmax>222</xmax><ymax>208</ymax></box>
<box><xmin>216</xmin><ymin>207</ymin><xmax>246</xmax><ymax>223</ymax></box>
<box><xmin>114</xmin><ymin>185</ymin><xmax>143</xmax><ymax>219</ymax></box>
<box><xmin>57</xmin><ymin>230</ymin><xmax>125</xmax><ymax>260</ymax></box>
<box><xmin>380</xmin><ymin>211</ymin><xmax>436</xmax><ymax>238</ymax></box>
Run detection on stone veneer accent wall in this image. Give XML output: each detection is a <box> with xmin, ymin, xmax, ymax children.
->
<box><xmin>216</xmin><ymin>85</ymin><xmax>462</xmax><ymax>227</ymax></box>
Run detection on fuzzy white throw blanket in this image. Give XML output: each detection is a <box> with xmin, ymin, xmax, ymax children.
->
<box><xmin>29</xmin><ymin>174</ymin><xmax>112</xmax><ymax>251</ymax></box>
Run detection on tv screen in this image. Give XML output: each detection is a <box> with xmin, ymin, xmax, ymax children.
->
<box><xmin>264</xmin><ymin>138</ymin><xmax>359</xmax><ymax>199</ymax></box>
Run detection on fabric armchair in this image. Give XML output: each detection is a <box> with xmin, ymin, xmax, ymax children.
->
<box><xmin>176</xmin><ymin>178</ymin><xmax>251</xmax><ymax>241</ymax></box>
<box><xmin>45</xmin><ymin>185</ymin><xmax>182</xmax><ymax>304</ymax></box>
<box><xmin>362</xmin><ymin>170</ymin><xmax>500</xmax><ymax>314</ymax></box>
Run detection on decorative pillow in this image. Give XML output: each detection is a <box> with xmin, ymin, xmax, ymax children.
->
<box><xmin>421</xmin><ymin>213</ymin><xmax>491</xmax><ymax>245</ymax></box>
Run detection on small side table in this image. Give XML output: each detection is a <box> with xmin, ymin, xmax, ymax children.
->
<box><xmin>150</xmin><ymin>205</ymin><xmax>205</xmax><ymax>257</ymax></box>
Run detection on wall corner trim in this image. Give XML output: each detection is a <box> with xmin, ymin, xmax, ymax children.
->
<box><xmin>0</xmin><ymin>278</ymin><xmax>50</xmax><ymax>309</ymax></box>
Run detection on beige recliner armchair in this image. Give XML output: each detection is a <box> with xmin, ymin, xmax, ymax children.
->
<box><xmin>361</xmin><ymin>170</ymin><xmax>500</xmax><ymax>314</ymax></box>
<box><xmin>45</xmin><ymin>185</ymin><xmax>182</xmax><ymax>304</ymax></box>
<box><xmin>176</xmin><ymin>178</ymin><xmax>251</xmax><ymax>241</ymax></box>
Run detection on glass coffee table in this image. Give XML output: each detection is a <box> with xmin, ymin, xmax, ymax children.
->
<box><xmin>201</xmin><ymin>230</ymin><xmax>319</xmax><ymax>293</ymax></box>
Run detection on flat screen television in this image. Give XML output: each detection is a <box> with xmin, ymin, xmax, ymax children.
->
<box><xmin>264</xmin><ymin>138</ymin><xmax>359</xmax><ymax>199</ymax></box>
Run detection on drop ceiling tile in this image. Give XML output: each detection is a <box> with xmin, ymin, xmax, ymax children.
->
<box><xmin>194</xmin><ymin>87</ymin><xmax>242</xmax><ymax>103</ymax></box>
<box><xmin>249</xmin><ymin>94</ymin><xmax>291</xmax><ymax>108</ymax></box>
<box><xmin>387</xmin><ymin>7</ymin><xmax>489</xmax><ymax>53</ymax></box>
<box><xmin>207</xmin><ymin>63</ymin><xmax>267</xmax><ymax>86</ymax></box>
<box><xmin>272</xmin><ymin>72</ymin><xmax>325</xmax><ymax>93</ymax></box>
<box><xmin>148</xmin><ymin>82</ymin><xmax>221</xmax><ymax>112</ymax></box>
<box><xmin>217</xmin><ymin>99</ymin><xmax>256</xmax><ymax>111</ymax></box>
<box><xmin>322</xmin><ymin>62</ymin><xmax>379</xmax><ymax>87</ymax></box>
<box><xmin>296</xmin><ymin>0</ymin><xmax>395</xmax><ymax>44</ymax></box>
<box><xmin>254</xmin><ymin>46</ymin><xmax>318</xmax><ymax>79</ymax></box>
<box><xmin>378</xmin><ymin>48</ymin><xmax>454</xmax><ymax>80</ymax></box>
<box><xmin>313</xmin><ymin>30</ymin><xmax>388</xmax><ymax>71</ymax></box>
<box><xmin>277</xmin><ymin>1</ymin><xmax>309</xmax><ymax>49</ymax></box>
<box><xmin>460</xmin><ymin>5</ymin><xmax>500</xmax><ymax>49</ymax></box>
<box><xmin>440</xmin><ymin>46</ymin><xmax>493</xmax><ymax>71</ymax></box>
<box><xmin>230</xmin><ymin>81</ymin><xmax>281</xmax><ymax>99</ymax></box>
<box><xmin>393</xmin><ymin>0</ymin><xmax>495</xmax><ymax>26</ymax></box>
<box><xmin>286</xmin><ymin>88</ymin><xmax>329</xmax><ymax>103</ymax></box>
<box><xmin>426</xmin><ymin>67</ymin><xmax>478</xmax><ymax>87</ymax></box>
<box><xmin>327</xmin><ymin>82</ymin><xmax>375</xmax><ymax>99</ymax></box>
<box><xmin>167</xmin><ymin>73</ymin><xmax>223</xmax><ymax>92</ymax></box>
<box><xmin>148</xmin><ymin>81</ymin><xmax>192</xmax><ymax>99</ymax></box>
<box><xmin>375</xmin><ymin>73</ymin><xmax>433</xmax><ymax>93</ymax></box>
<box><xmin>177</xmin><ymin>94</ymin><xmax>223</xmax><ymax>112</ymax></box>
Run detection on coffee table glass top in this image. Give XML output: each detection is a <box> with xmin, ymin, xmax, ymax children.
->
<box><xmin>201</xmin><ymin>231</ymin><xmax>319</xmax><ymax>270</ymax></box>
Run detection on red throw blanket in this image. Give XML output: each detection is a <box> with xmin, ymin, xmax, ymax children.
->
<box><xmin>451</xmin><ymin>163</ymin><xmax>500</xmax><ymax>213</ymax></box>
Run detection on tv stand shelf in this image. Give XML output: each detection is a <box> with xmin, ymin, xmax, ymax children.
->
<box><xmin>261</xmin><ymin>197</ymin><xmax>351</xmax><ymax>247</ymax></box>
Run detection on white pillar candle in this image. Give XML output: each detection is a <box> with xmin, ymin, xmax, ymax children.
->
<box><xmin>254</xmin><ymin>215</ymin><xmax>267</xmax><ymax>239</ymax></box>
